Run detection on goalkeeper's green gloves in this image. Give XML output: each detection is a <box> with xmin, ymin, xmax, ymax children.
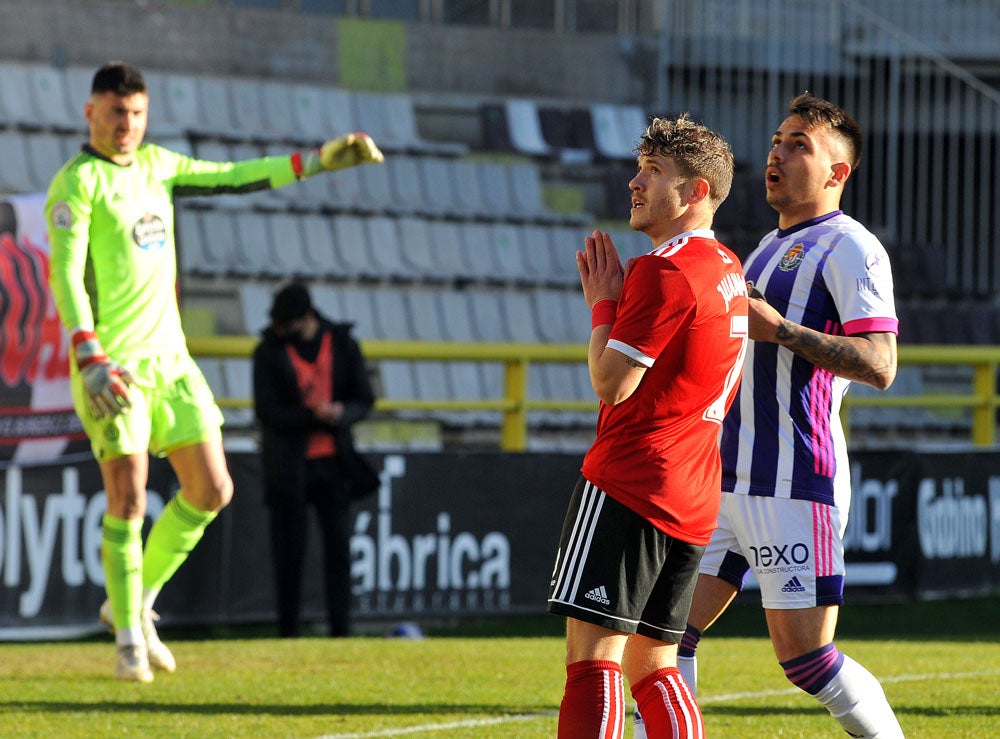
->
<box><xmin>292</xmin><ymin>132</ymin><xmax>385</xmax><ymax>179</ymax></box>
<box><xmin>72</xmin><ymin>330</ymin><xmax>135</xmax><ymax>418</ymax></box>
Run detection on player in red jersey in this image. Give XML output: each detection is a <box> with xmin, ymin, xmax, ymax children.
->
<box><xmin>546</xmin><ymin>114</ymin><xmax>749</xmax><ymax>738</ymax></box>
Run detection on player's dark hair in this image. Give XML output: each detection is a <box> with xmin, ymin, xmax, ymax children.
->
<box><xmin>637</xmin><ymin>114</ymin><xmax>735</xmax><ymax>211</ymax></box>
<box><xmin>91</xmin><ymin>61</ymin><xmax>146</xmax><ymax>96</ymax></box>
<box><xmin>788</xmin><ymin>93</ymin><xmax>863</xmax><ymax>169</ymax></box>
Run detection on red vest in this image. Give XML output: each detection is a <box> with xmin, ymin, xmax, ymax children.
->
<box><xmin>285</xmin><ymin>331</ymin><xmax>337</xmax><ymax>459</ymax></box>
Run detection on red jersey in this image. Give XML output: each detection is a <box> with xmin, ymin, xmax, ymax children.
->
<box><xmin>580</xmin><ymin>230</ymin><xmax>748</xmax><ymax>545</ymax></box>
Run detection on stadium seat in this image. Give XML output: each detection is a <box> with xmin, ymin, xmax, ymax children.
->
<box><xmin>437</xmin><ymin>290</ymin><xmax>477</xmax><ymax>342</ymax></box>
<box><xmin>394</xmin><ymin>215</ymin><xmax>439</xmax><ymax>281</ymax></box>
<box><xmin>448</xmin><ymin>159</ymin><xmax>490</xmax><ymax>218</ymax></box>
<box><xmin>589</xmin><ymin>102</ymin><xmax>634</xmax><ymax>160</ymax></box>
<box><xmin>289</xmin><ymin>83</ymin><xmax>342</xmax><ymax>144</ymax></box>
<box><xmin>618</xmin><ymin>105</ymin><xmax>648</xmax><ymax>147</ymax></box>
<box><xmin>502</xmin><ymin>98</ymin><xmax>553</xmax><ymax>158</ymax></box>
<box><xmin>27</xmin><ymin>64</ymin><xmax>84</xmax><ymax>133</ymax></box>
<box><xmin>479</xmin><ymin>102</ymin><xmax>514</xmax><ymax>152</ymax></box>
<box><xmin>351</xmin><ymin>91</ymin><xmax>395</xmax><ymax>151</ymax></box>
<box><xmin>331</xmin><ymin>214</ymin><xmax>381</xmax><ymax>280</ymax></box>
<box><xmin>537</xmin><ymin>105</ymin><xmax>594</xmax><ymax>163</ymax></box>
<box><xmin>0</xmin><ymin>131</ymin><xmax>38</xmax><ymax>192</ymax></box>
<box><xmin>160</xmin><ymin>72</ymin><xmax>203</xmax><ymax>134</ymax></box>
<box><xmin>227</xmin><ymin>77</ymin><xmax>274</xmax><ymax>143</ymax></box>
<box><xmin>230</xmin><ymin>211</ymin><xmax>279</xmax><ymax>277</ymax></box>
<box><xmin>175</xmin><ymin>209</ymin><xmax>211</xmax><ymax>276</ymax></box>
<box><xmin>501</xmin><ymin>289</ymin><xmax>543</xmax><ymax>342</ymax></box>
<box><xmin>0</xmin><ymin>62</ymin><xmax>46</xmax><ymax>130</ymax></box>
<box><xmin>532</xmin><ymin>288</ymin><xmax>588</xmax><ymax>344</ymax></box>
<box><xmin>238</xmin><ymin>282</ymin><xmax>276</xmax><ymax>335</ymax></box>
<box><xmin>386</xmin><ymin>155</ymin><xmax>431</xmax><ymax>215</ymax></box>
<box><xmin>424</xmin><ymin>219</ymin><xmax>468</xmax><ymax>282</ymax></box>
<box><xmin>199</xmin><ymin>211</ymin><xmax>241</xmax><ymax>275</ymax></box>
<box><xmin>520</xmin><ymin>224</ymin><xmax>563</xmax><ymax>285</ymax></box>
<box><xmin>193</xmin><ymin>75</ymin><xmax>238</xmax><ymax>139</ymax></box>
<box><xmin>476</xmin><ymin>161</ymin><xmax>519</xmax><ymax>220</ymax></box>
<box><xmin>25</xmin><ymin>133</ymin><xmax>72</xmax><ymax>191</ymax></box>
<box><xmin>371</xmin><ymin>285</ymin><xmax>416</xmax><ymax>339</ymax></box>
<box><xmin>468</xmin><ymin>289</ymin><xmax>512</xmax><ymax>341</ymax></box>
<box><xmin>357</xmin><ymin>155</ymin><xmax>400</xmax><ymax>213</ymax></box>
<box><xmin>378</xmin><ymin>359</ymin><xmax>421</xmax><ymax>409</ymax></box>
<box><xmin>257</xmin><ymin>79</ymin><xmax>301</xmax><ymax>143</ymax></box>
<box><xmin>379</xmin><ymin>92</ymin><xmax>467</xmax><ymax>156</ymax></box>
<box><xmin>309</xmin><ymin>283</ymin><xmax>347</xmax><ymax>322</ymax></box>
<box><xmin>458</xmin><ymin>221</ymin><xmax>499</xmax><ymax>283</ymax></box>
<box><xmin>297</xmin><ymin>213</ymin><xmax>342</xmax><ymax>278</ymax></box>
<box><xmin>505</xmin><ymin>161</ymin><xmax>559</xmax><ymax>224</ymax></box>
<box><xmin>546</xmin><ymin>224</ymin><xmax>590</xmax><ymax>283</ymax></box>
<box><xmin>132</xmin><ymin>68</ymin><xmax>186</xmax><ymax>139</ymax></box>
<box><xmin>417</xmin><ymin>156</ymin><xmax>461</xmax><ymax>216</ymax></box>
<box><xmin>402</xmin><ymin>285</ymin><xmax>447</xmax><ymax>341</ymax></box>
<box><xmin>363</xmin><ymin>215</ymin><xmax>409</xmax><ymax>279</ymax></box>
<box><xmin>336</xmin><ymin>283</ymin><xmax>380</xmax><ymax>338</ymax></box>
<box><xmin>487</xmin><ymin>222</ymin><xmax>533</xmax><ymax>283</ymax></box>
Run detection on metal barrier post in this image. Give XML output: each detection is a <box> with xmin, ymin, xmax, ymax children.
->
<box><xmin>972</xmin><ymin>359</ymin><xmax>998</xmax><ymax>446</ymax></box>
<box><xmin>501</xmin><ymin>357</ymin><xmax>528</xmax><ymax>451</ymax></box>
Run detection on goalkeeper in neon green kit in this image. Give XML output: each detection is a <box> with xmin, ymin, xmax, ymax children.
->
<box><xmin>46</xmin><ymin>61</ymin><xmax>384</xmax><ymax>682</ymax></box>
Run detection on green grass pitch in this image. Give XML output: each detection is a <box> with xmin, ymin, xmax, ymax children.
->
<box><xmin>0</xmin><ymin>597</ymin><xmax>996</xmax><ymax>737</ymax></box>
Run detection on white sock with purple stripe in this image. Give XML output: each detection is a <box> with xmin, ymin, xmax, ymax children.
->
<box><xmin>782</xmin><ymin>643</ymin><xmax>904</xmax><ymax>738</ymax></box>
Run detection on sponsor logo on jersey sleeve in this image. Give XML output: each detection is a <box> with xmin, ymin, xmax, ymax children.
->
<box><xmin>50</xmin><ymin>202</ymin><xmax>72</xmax><ymax>230</ymax></box>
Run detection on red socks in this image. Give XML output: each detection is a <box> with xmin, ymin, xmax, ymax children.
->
<box><xmin>631</xmin><ymin>666</ymin><xmax>705</xmax><ymax>738</ymax></box>
<box><xmin>558</xmin><ymin>660</ymin><xmax>626</xmax><ymax>739</ymax></box>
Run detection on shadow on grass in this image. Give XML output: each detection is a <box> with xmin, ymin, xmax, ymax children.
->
<box><xmin>0</xmin><ymin>700</ymin><xmax>559</xmax><ymax>718</ymax></box>
<box><xmin>706</xmin><ymin>704</ymin><xmax>1000</xmax><ymax>718</ymax></box>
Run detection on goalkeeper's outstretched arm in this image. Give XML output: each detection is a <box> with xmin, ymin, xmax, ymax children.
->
<box><xmin>291</xmin><ymin>132</ymin><xmax>385</xmax><ymax>179</ymax></box>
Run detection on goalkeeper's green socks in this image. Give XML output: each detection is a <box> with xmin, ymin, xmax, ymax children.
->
<box><xmin>142</xmin><ymin>493</ymin><xmax>218</xmax><ymax>608</ymax></box>
<box><xmin>102</xmin><ymin>514</ymin><xmax>144</xmax><ymax>644</ymax></box>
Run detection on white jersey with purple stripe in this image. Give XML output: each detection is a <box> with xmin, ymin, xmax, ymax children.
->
<box><xmin>720</xmin><ymin>211</ymin><xmax>898</xmax><ymax>507</ymax></box>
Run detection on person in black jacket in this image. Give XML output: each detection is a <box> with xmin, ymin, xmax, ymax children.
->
<box><xmin>252</xmin><ymin>282</ymin><xmax>377</xmax><ymax>637</ymax></box>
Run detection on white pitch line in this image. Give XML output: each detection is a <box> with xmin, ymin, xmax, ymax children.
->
<box><xmin>702</xmin><ymin>667</ymin><xmax>1000</xmax><ymax>703</ymax></box>
<box><xmin>313</xmin><ymin>711</ymin><xmax>558</xmax><ymax>739</ymax></box>
<box><xmin>311</xmin><ymin>668</ymin><xmax>1000</xmax><ymax>738</ymax></box>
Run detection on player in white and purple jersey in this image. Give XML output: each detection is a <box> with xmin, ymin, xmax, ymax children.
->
<box><xmin>640</xmin><ymin>96</ymin><xmax>906</xmax><ymax>739</ymax></box>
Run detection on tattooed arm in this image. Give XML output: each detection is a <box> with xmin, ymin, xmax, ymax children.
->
<box><xmin>749</xmin><ymin>296</ymin><xmax>897</xmax><ymax>390</ymax></box>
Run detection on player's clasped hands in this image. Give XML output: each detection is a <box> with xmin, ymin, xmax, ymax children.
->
<box><xmin>577</xmin><ymin>229</ymin><xmax>625</xmax><ymax>307</ymax></box>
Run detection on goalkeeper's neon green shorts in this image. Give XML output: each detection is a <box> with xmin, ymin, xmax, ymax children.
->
<box><xmin>71</xmin><ymin>351</ymin><xmax>224</xmax><ymax>462</ymax></box>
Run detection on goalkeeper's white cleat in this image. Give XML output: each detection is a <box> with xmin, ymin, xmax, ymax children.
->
<box><xmin>100</xmin><ymin>600</ymin><xmax>176</xmax><ymax>673</ymax></box>
<box><xmin>141</xmin><ymin>609</ymin><xmax>177</xmax><ymax>673</ymax></box>
<box><xmin>115</xmin><ymin>643</ymin><xmax>154</xmax><ymax>683</ymax></box>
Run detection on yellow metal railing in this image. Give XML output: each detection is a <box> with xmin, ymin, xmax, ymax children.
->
<box><xmin>842</xmin><ymin>345</ymin><xmax>1000</xmax><ymax>447</ymax></box>
<box><xmin>187</xmin><ymin>338</ymin><xmax>1000</xmax><ymax>451</ymax></box>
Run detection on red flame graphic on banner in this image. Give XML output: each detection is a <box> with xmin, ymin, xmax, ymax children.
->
<box><xmin>0</xmin><ymin>231</ymin><xmax>69</xmax><ymax>389</ymax></box>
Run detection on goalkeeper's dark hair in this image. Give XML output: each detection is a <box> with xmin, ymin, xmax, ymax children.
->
<box><xmin>636</xmin><ymin>114</ymin><xmax>734</xmax><ymax>211</ymax></box>
<box><xmin>91</xmin><ymin>61</ymin><xmax>146</xmax><ymax>97</ymax></box>
<box><xmin>788</xmin><ymin>93</ymin><xmax>863</xmax><ymax>169</ymax></box>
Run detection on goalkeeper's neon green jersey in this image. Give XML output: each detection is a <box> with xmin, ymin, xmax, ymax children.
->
<box><xmin>46</xmin><ymin>143</ymin><xmax>297</xmax><ymax>360</ymax></box>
